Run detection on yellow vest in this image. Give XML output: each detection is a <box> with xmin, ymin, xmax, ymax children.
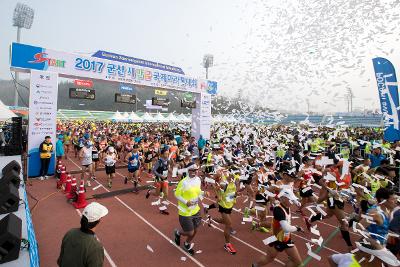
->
<box><xmin>40</xmin><ymin>143</ymin><xmax>53</xmax><ymax>159</ymax></box>
<box><xmin>218</xmin><ymin>179</ymin><xmax>237</xmax><ymax>209</ymax></box>
<box><xmin>175</xmin><ymin>177</ymin><xmax>201</xmax><ymax>216</ymax></box>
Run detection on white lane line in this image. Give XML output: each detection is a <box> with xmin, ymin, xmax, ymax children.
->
<box><xmin>68</xmin><ymin>158</ymin><xmax>205</xmax><ymax>267</ymax></box>
<box><xmin>75</xmin><ymin>209</ymin><xmax>117</xmax><ymax>267</ymax></box>
<box><xmin>166</xmin><ymin>200</ymin><xmax>286</xmax><ymax>266</ymax></box>
<box><xmin>202</xmin><ymin>196</ymin><xmax>341</xmax><ymax>254</ymax></box>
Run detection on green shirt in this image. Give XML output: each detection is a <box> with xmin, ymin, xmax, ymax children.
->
<box><xmin>58</xmin><ymin>228</ymin><xmax>104</xmax><ymax>267</ymax></box>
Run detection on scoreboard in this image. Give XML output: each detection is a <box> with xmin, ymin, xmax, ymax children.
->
<box><xmin>181</xmin><ymin>99</ymin><xmax>196</xmax><ymax>108</ymax></box>
<box><xmin>115</xmin><ymin>93</ymin><xmax>136</xmax><ymax>104</ymax></box>
<box><xmin>69</xmin><ymin>88</ymin><xmax>95</xmax><ymax>100</ymax></box>
<box><xmin>152</xmin><ymin>97</ymin><xmax>170</xmax><ymax>107</ymax></box>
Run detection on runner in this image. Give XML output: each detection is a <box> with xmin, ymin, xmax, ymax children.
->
<box><xmin>104</xmin><ymin>146</ymin><xmax>117</xmax><ymax>188</ymax></box>
<box><xmin>124</xmin><ymin>144</ymin><xmax>142</xmax><ymax>189</ymax></box>
<box><xmin>173</xmin><ymin>164</ymin><xmax>202</xmax><ymax>255</ymax></box>
<box><xmin>79</xmin><ymin>140</ymin><xmax>93</xmax><ymax>187</ymax></box>
<box><xmin>252</xmin><ymin>188</ymin><xmax>304</xmax><ymax>267</ymax></box>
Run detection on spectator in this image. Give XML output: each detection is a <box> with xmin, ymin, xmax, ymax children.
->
<box><xmin>56</xmin><ymin>134</ymin><xmax>65</xmax><ymax>161</ymax></box>
<box><xmin>57</xmin><ymin>202</ymin><xmax>108</xmax><ymax>267</ymax></box>
<box><xmin>39</xmin><ymin>136</ymin><xmax>53</xmax><ymax>180</ymax></box>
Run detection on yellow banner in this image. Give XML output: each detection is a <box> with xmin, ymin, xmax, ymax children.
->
<box><xmin>155</xmin><ymin>89</ymin><xmax>168</xmax><ymax>96</ymax></box>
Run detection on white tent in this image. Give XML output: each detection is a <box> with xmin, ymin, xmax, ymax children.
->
<box><xmin>128</xmin><ymin>112</ymin><xmax>143</xmax><ymax>122</ymax></box>
<box><xmin>184</xmin><ymin>114</ymin><xmax>191</xmax><ymax>122</ymax></box>
<box><xmin>177</xmin><ymin>114</ymin><xmax>188</xmax><ymax>122</ymax></box>
<box><xmin>122</xmin><ymin>112</ymin><xmax>129</xmax><ymax>118</ymax></box>
<box><xmin>110</xmin><ymin>111</ymin><xmax>124</xmax><ymax>121</ymax></box>
<box><xmin>0</xmin><ymin>101</ymin><xmax>16</xmax><ymax>121</ymax></box>
<box><xmin>142</xmin><ymin>112</ymin><xmax>155</xmax><ymax>122</ymax></box>
<box><xmin>154</xmin><ymin>112</ymin><xmax>167</xmax><ymax>122</ymax></box>
<box><xmin>166</xmin><ymin>113</ymin><xmax>179</xmax><ymax>122</ymax></box>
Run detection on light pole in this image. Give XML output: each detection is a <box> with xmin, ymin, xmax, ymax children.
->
<box><xmin>12</xmin><ymin>3</ymin><xmax>35</xmax><ymax>107</ymax></box>
<box><xmin>203</xmin><ymin>54</ymin><xmax>214</xmax><ymax>79</ymax></box>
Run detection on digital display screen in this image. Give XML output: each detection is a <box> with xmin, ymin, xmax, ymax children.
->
<box><xmin>115</xmin><ymin>93</ymin><xmax>136</xmax><ymax>104</ymax></box>
<box><xmin>69</xmin><ymin>88</ymin><xmax>95</xmax><ymax>100</ymax></box>
<box><xmin>181</xmin><ymin>99</ymin><xmax>196</xmax><ymax>108</ymax></box>
<box><xmin>152</xmin><ymin>97</ymin><xmax>170</xmax><ymax>107</ymax></box>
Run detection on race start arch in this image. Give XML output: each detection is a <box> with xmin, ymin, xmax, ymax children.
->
<box><xmin>10</xmin><ymin>42</ymin><xmax>217</xmax><ymax>177</ymax></box>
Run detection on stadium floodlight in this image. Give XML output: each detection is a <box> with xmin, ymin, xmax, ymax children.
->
<box><xmin>12</xmin><ymin>3</ymin><xmax>34</xmax><ymax>107</ymax></box>
<box><xmin>13</xmin><ymin>3</ymin><xmax>34</xmax><ymax>30</ymax></box>
<box><xmin>203</xmin><ymin>54</ymin><xmax>214</xmax><ymax>79</ymax></box>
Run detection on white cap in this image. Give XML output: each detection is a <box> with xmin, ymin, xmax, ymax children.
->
<box><xmin>108</xmin><ymin>146</ymin><xmax>115</xmax><ymax>153</ymax></box>
<box><xmin>82</xmin><ymin>202</ymin><xmax>109</xmax><ymax>222</ymax></box>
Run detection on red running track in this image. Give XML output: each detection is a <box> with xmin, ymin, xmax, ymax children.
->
<box><xmin>26</xmin><ymin>154</ymin><xmax>356</xmax><ymax>267</ymax></box>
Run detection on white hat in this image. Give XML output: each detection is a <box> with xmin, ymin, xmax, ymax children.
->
<box><xmin>108</xmin><ymin>146</ymin><xmax>115</xmax><ymax>153</ymax></box>
<box><xmin>82</xmin><ymin>202</ymin><xmax>109</xmax><ymax>223</ymax></box>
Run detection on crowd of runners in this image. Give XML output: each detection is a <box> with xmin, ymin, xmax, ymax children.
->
<box><xmin>55</xmin><ymin>120</ymin><xmax>400</xmax><ymax>266</ymax></box>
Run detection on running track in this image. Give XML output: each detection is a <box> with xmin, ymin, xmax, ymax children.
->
<box><xmin>26</xmin><ymin>153</ymin><xmax>358</xmax><ymax>267</ymax></box>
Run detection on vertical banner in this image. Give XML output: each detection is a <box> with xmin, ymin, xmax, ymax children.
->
<box><xmin>372</xmin><ymin>57</ymin><xmax>400</xmax><ymax>142</ymax></box>
<box><xmin>28</xmin><ymin>70</ymin><xmax>58</xmax><ymax>177</ymax></box>
<box><xmin>191</xmin><ymin>93</ymin><xmax>212</xmax><ymax>140</ymax></box>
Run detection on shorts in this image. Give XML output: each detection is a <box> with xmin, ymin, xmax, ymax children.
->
<box><xmin>205</xmin><ymin>166</ymin><xmax>214</xmax><ymax>174</ymax></box>
<box><xmin>105</xmin><ymin>165</ymin><xmax>115</xmax><ymax>174</ymax></box>
<box><xmin>82</xmin><ymin>164</ymin><xmax>91</xmax><ymax>168</ymax></box>
<box><xmin>179</xmin><ymin>212</ymin><xmax>202</xmax><ymax>232</ymax></box>
<box><xmin>328</xmin><ymin>197</ymin><xmax>345</xmax><ymax>210</ymax></box>
<box><xmin>269</xmin><ymin>239</ymin><xmax>294</xmax><ymax>252</ymax></box>
<box><xmin>128</xmin><ymin>167</ymin><xmax>139</xmax><ymax>173</ymax></box>
<box><xmin>218</xmin><ymin>205</ymin><xmax>232</xmax><ymax>214</ymax></box>
<box><xmin>255</xmin><ymin>193</ymin><xmax>268</xmax><ymax>205</ymax></box>
<box><xmin>299</xmin><ymin>187</ymin><xmax>314</xmax><ymax>198</ymax></box>
<box><xmin>144</xmin><ymin>159</ymin><xmax>152</xmax><ymax>164</ymax></box>
<box><xmin>155</xmin><ymin>180</ymin><xmax>169</xmax><ymax>189</ymax></box>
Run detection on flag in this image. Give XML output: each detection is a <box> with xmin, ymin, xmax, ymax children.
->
<box><xmin>372</xmin><ymin>57</ymin><xmax>400</xmax><ymax>142</ymax></box>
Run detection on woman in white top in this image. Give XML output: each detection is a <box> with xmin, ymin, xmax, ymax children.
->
<box><xmin>79</xmin><ymin>141</ymin><xmax>93</xmax><ymax>187</ymax></box>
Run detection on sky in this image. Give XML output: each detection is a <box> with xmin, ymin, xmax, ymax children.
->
<box><xmin>1</xmin><ymin>0</ymin><xmax>400</xmax><ymax>113</ymax></box>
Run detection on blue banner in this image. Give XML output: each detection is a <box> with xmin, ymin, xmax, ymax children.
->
<box><xmin>120</xmin><ymin>84</ymin><xmax>134</xmax><ymax>94</ymax></box>
<box><xmin>23</xmin><ymin>189</ymin><xmax>40</xmax><ymax>267</ymax></box>
<box><xmin>92</xmin><ymin>50</ymin><xmax>185</xmax><ymax>75</ymax></box>
<box><xmin>372</xmin><ymin>57</ymin><xmax>400</xmax><ymax>142</ymax></box>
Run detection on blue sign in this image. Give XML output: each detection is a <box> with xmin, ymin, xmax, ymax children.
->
<box><xmin>206</xmin><ymin>81</ymin><xmax>218</xmax><ymax>95</ymax></box>
<box><xmin>373</xmin><ymin>57</ymin><xmax>400</xmax><ymax>142</ymax></box>
<box><xmin>120</xmin><ymin>84</ymin><xmax>134</xmax><ymax>94</ymax></box>
<box><xmin>23</xmin><ymin>189</ymin><xmax>40</xmax><ymax>267</ymax></box>
<box><xmin>92</xmin><ymin>50</ymin><xmax>185</xmax><ymax>75</ymax></box>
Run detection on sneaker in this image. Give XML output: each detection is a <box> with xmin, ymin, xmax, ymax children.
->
<box><xmin>108</xmin><ymin>181</ymin><xmax>112</xmax><ymax>188</ymax></box>
<box><xmin>39</xmin><ymin>176</ymin><xmax>44</xmax><ymax>181</ymax></box>
<box><xmin>230</xmin><ymin>229</ymin><xmax>237</xmax><ymax>235</ymax></box>
<box><xmin>124</xmin><ymin>177</ymin><xmax>128</xmax><ymax>184</ymax></box>
<box><xmin>244</xmin><ymin>207</ymin><xmax>250</xmax><ymax>218</ymax></box>
<box><xmin>258</xmin><ymin>227</ymin><xmax>269</xmax><ymax>233</ymax></box>
<box><xmin>207</xmin><ymin>215</ymin><xmax>212</xmax><ymax>227</ymax></box>
<box><xmin>174</xmin><ymin>229</ymin><xmax>181</xmax><ymax>246</ymax></box>
<box><xmin>251</xmin><ymin>221</ymin><xmax>259</xmax><ymax>231</ymax></box>
<box><xmin>183</xmin><ymin>242</ymin><xmax>195</xmax><ymax>255</ymax></box>
<box><xmin>160</xmin><ymin>210</ymin><xmax>169</xmax><ymax>215</ymax></box>
<box><xmin>145</xmin><ymin>190</ymin><xmax>151</xmax><ymax>199</ymax></box>
<box><xmin>91</xmin><ymin>176</ymin><xmax>96</xmax><ymax>181</ymax></box>
<box><xmin>87</xmin><ymin>180</ymin><xmax>91</xmax><ymax>187</ymax></box>
<box><xmin>134</xmin><ymin>180</ymin><xmax>138</xmax><ymax>188</ymax></box>
<box><xmin>224</xmin><ymin>243</ymin><xmax>237</xmax><ymax>255</ymax></box>
<box><xmin>44</xmin><ymin>176</ymin><xmax>49</xmax><ymax>179</ymax></box>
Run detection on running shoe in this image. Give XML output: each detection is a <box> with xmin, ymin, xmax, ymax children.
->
<box><xmin>91</xmin><ymin>176</ymin><xmax>96</xmax><ymax>181</ymax></box>
<box><xmin>87</xmin><ymin>180</ymin><xmax>91</xmax><ymax>187</ymax></box>
<box><xmin>251</xmin><ymin>221</ymin><xmax>259</xmax><ymax>231</ymax></box>
<box><xmin>160</xmin><ymin>210</ymin><xmax>169</xmax><ymax>215</ymax></box>
<box><xmin>304</xmin><ymin>217</ymin><xmax>312</xmax><ymax>231</ymax></box>
<box><xmin>183</xmin><ymin>242</ymin><xmax>195</xmax><ymax>255</ymax></box>
<box><xmin>207</xmin><ymin>215</ymin><xmax>212</xmax><ymax>227</ymax></box>
<box><xmin>108</xmin><ymin>181</ymin><xmax>112</xmax><ymax>188</ymax></box>
<box><xmin>258</xmin><ymin>227</ymin><xmax>269</xmax><ymax>233</ymax></box>
<box><xmin>230</xmin><ymin>229</ymin><xmax>237</xmax><ymax>235</ymax></box>
<box><xmin>134</xmin><ymin>180</ymin><xmax>138</xmax><ymax>188</ymax></box>
<box><xmin>224</xmin><ymin>243</ymin><xmax>237</xmax><ymax>255</ymax></box>
<box><xmin>145</xmin><ymin>190</ymin><xmax>151</xmax><ymax>199</ymax></box>
<box><xmin>244</xmin><ymin>207</ymin><xmax>250</xmax><ymax>218</ymax></box>
<box><xmin>124</xmin><ymin>177</ymin><xmax>128</xmax><ymax>184</ymax></box>
<box><xmin>174</xmin><ymin>229</ymin><xmax>181</xmax><ymax>246</ymax></box>
<box><xmin>44</xmin><ymin>176</ymin><xmax>49</xmax><ymax>179</ymax></box>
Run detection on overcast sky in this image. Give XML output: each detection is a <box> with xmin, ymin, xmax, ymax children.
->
<box><xmin>1</xmin><ymin>0</ymin><xmax>399</xmax><ymax>113</ymax></box>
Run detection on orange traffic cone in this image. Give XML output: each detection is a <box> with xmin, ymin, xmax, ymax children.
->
<box><xmin>66</xmin><ymin>177</ymin><xmax>77</xmax><ymax>200</ymax></box>
<box><xmin>56</xmin><ymin>164</ymin><xmax>63</xmax><ymax>178</ymax></box>
<box><xmin>64</xmin><ymin>176</ymin><xmax>72</xmax><ymax>194</ymax></box>
<box><xmin>73</xmin><ymin>180</ymin><xmax>88</xmax><ymax>209</ymax></box>
<box><xmin>57</xmin><ymin>171</ymin><xmax>67</xmax><ymax>189</ymax></box>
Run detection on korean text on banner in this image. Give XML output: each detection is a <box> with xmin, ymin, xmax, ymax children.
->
<box><xmin>28</xmin><ymin>70</ymin><xmax>58</xmax><ymax>177</ymax></box>
<box><xmin>372</xmin><ymin>57</ymin><xmax>400</xmax><ymax>142</ymax></box>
